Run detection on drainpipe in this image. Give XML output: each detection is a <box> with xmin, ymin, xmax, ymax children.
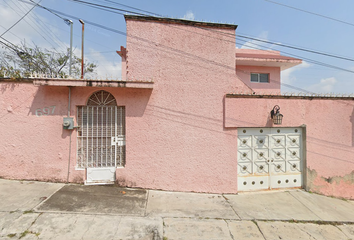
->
<box><xmin>79</xmin><ymin>19</ymin><xmax>85</xmax><ymax>79</ymax></box>
<box><xmin>68</xmin><ymin>87</ymin><xmax>71</xmax><ymax>117</ymax></box>
<box><xmin>64</xmin><ymin>19</ymin><xmax>74</xmax><ymax>183</ymax></box>
<box><xmin>67</xmin><ymin>86</ymin><xmax>72</xmax><ymax>183</ymax></box>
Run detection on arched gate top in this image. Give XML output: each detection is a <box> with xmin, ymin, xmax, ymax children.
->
<box><xmin>87</xmin><ymin>90</ymin><xmax>117</xmax><ymax>106</ymax></box>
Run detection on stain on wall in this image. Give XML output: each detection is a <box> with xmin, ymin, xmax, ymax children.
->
<box><xmin>306</xmin><ymin>167</ymin><xmax>354</xmax><ymax>200</ymax></box>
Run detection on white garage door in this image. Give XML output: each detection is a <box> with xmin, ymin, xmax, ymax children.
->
<box><xmin>237</xmin><ymin>127</ymin><xmax>303</xmax><ymax>191</ymax></box>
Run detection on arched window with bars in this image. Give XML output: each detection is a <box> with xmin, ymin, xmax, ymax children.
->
<box><xmin>77</xmin><ymin>90</ymin><xmax>125</xmax><ymax>174</ymax></box>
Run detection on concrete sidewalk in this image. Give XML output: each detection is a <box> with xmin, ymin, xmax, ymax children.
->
<box><xmin>0</xmin><ymin>179</ymin><xmax>354</xmax><ymax>240</ymax></box>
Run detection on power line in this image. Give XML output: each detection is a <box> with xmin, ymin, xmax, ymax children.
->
<box><xmin>22</xmin><ymin>0</ymin><xmax>354</xmax><ymax>65</ymax></box>
<box><xmin>264</xmin><ymin>0</ymin><xmax>354</xmax><ymax>27</ymax></box>
<box><xmin>0</xmin><ymin>35</ymin><xmax>23</xmax><ymax>50</ymax></box>
<box><xmin>0</xmin><ymin>0</ymin><xmax>40</xmax><ymax>37</ymax></box>
<box><xmin>42</xmin><ymin>21</ymin><xmax>115</xmax><ymax>51</ymax></box>
<box><xmin>68</xmin><ymin>2</ymin><xmax>126</xmax><ymax>16</ymax></box>
<box><xmin>195</xmin><ymin>25</ymin><xmax>354</xmax><ymax>63</ymax></box>
<box><xmin>236</xmin><ymin>35</ymin><xmax>354</xmax><ymax>62</ymax></box>
<box><xmin>3</xmin><ymin>0</ymin><xmax>63</xmax><ymax>52</ymax></box>
<box><xmin>85</xmin><ymin>50</ymin><xmax>117</xmax><ymax>55</ymax></box>
<box><xmin>235</xmin><ymin>37</ymin><xmax>354</xmax><ymax>74</ymax></box>
<box><xmin>19</xmin><ymin>5</ymin><xmax>127</xmax><ymax>35</ymax></box>
<box><xmin>76</xmin><ymin>0</ymin><xmax>354</xmax><ymax>64</ymax></box>
<box><xmin>101</xmin><ymin>0</ymin><xmax>162</xmax><ymax>16</ymax></box>
<box><xmin>29</xmin><ymin>0</ymin><xmax>69</xmax><ymax>21</ymax></box>
<box><xmin>236</xmin><ymin>67</ymin><xmax>315</xmax><ymax>93</ymax></box>
<box><xmin>0</xmin><ymin>24</ymin><xmax>26</xmax><ymax>43</ymax></box>
<box><xmin>19</xmin><ymin>0</ymin><xmax>127</xmax><ymax>51</ymax></box>
<box><xmin>169</xmin><ymin>21</ymin><xmax>354</xmax><ymax>64</ymax></box>
<box><xmin>0</xmin><ymin>39</ymin><xmax>22</xmax><ymax>52</ymax></box>
<box><xmin>12</xmin><ymin>0</ymin><xmax>354</xmax><ymax>93</ymax></box>
<box><xmin>21</xmin><ymin>1</ymin><xmax>354</xmax><ymax>77</ymax></box>
<box><xmin>66</xmin><ymin>0</ymin><xmax>150</xmax><ymax>16</ymax></box>
<box><xmin>12</xmin><ymin>0</ymin><xmax>67</xmax><ymax>51</ymax></box>
<box><xmin>174</xmin><ymin>21</ymin><xmax>354</xmax><ymax>72</ymax></box>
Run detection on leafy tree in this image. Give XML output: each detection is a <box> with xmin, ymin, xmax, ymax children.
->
<box><xmin>0</xmin><ymin>43</ymin><xmax>97</xmax><ymax>79</ymax></box>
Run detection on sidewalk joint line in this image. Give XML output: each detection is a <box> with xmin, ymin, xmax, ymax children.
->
<box><xmin>252</xmin><ymin>220</ymin><xmax>267</xmax><ymax>240</ymax></box>
<box><xmin>287</xmin><ymin>191</ymin><xmax>323</xmax><ymax>220</ymax></box>
<box><xmin>33</xmin><ymin>183</ymin><xmax>66</xmax><ymax>211</ymax></box>
<box><xmin>222</xmin><ymin>194</ymin><xmax>242</xmax><ymax>220</ymax></box>
<box><xmin>335</xmin><ymin>224</ymin><xmax>352</xmax><ymax>239</ymax></box>
<box><xmin>80</xmin><ymin>215</ymin><xmax>96</xmax><ymax>239</ymax></box>
<box><xmin>113</xmin><ymin>216</ymin><xmax>122</xmax><ymax>237</ymax></box>
<box><xmin>223</xmin><ymin>219</ymin><xmax>235</xmax><ymax>240</ymax></box>
<box><xmin>144</xmin><ymin>190</ymin><xmax>150</xmax><ymax>217</ymax></box>
<box><xmin>255</xmin><ymin>219</ymin><xmax>354</xmax><ymax>225</ymax></box>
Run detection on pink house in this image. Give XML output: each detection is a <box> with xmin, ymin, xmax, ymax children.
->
<box><xmin>1</xmin><ymin>15</ymin><xmax>353</xmax><ymax>200</ymax></box>
<box><xmin>235</xmin><ymin>49</ymin><xmax>301</xmax><ymax>94</ymax></box>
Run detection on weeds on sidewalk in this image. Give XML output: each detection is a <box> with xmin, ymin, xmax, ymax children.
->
<box><xmin>19</xmin><ymin>230</ymin><xmax>40</xmax><ymax>239</ymax></box>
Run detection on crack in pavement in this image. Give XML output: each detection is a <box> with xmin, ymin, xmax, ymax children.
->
<box><xmin>224</xmin><ymin>220</ymin><xmax>235</xmax><ymax>240</ymax></box>
<box><xmin>222</xmin><ymin>194</ymin><xmax>242</xmax><ymax>220</ymax></box>
<box><xmin>252</xmin><ymin>220</ymin><xmax>267</xmax><ymax>240</ymax></box>
<box><xmin>335</xmin><ymin>225</ymin><xmax>352</xmax><ymax>239</ymax></box>
<box><xmin>80</xmin><ymin>215</ymin><xmax>96</xmax><ymax>240</ymax></box>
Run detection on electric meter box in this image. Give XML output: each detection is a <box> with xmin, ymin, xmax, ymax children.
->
<box><xmin>63</xmin><ymin>117</ymin><xmax>74</xmax><ymax>130</ymax></box>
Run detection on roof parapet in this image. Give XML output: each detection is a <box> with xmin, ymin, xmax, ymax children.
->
<box><xmin>124</xmin><ymin>15</ymin><xmax>238</xmax><ymax>29</ymax></box>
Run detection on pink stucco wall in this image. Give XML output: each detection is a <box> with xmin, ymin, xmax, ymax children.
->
<box><xmin>0</xmin><ymin>83</ymin><xmax>83</xmax><ymax>182</ymax></box>
<box><xmin>1</xmin><ymin>19</ymin><xmax>253</xmax><ymax>192</ymax></box>
<box><xmin>115</xmin><ymin>18</ymin><xmax>250</xmax><ymax>193</ymax></box>
<box><xmin>0</xmin><ymin>18</ymin><xmax>251</xmax><ymax>194</ymax></box>
<box><xmin>225</xmin><ymin>96</ymin><xmax>354</xmax><ymax>199</ymax></box>
<box><xmin>1</xmin><ymin>16</ymin><xmax>353</xmax><ymax>199</ymax></box>
<box><xmin>236</xmin><ymin>65</ymin><xmax>281</xmax><ymax>94</ymax></box>
<box><xmin>0</xmin><ymin>82</ymin><xmax>153</xmax><ymax>184</ymax></box>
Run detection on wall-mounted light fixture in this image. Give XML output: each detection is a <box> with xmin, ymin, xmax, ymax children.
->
<box><xmin>270</xmin><ymin>105</ymin><xmax>283</xmax><ymax>125</ymax></box>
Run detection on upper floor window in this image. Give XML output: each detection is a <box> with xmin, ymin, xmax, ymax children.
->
<box><xmin>251</xmin><ymin>73</ymin><xmax>269</xmax><ymax>83</ymax></box>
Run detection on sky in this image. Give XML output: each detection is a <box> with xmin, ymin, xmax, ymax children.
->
<box><xmin>1</xmin><ymin>0</ymin><xmax>354</xmax><ymax>94</ymax></box>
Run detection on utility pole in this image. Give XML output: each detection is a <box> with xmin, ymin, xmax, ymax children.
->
<box><xmin>79</xmin><ymin>19</ymin><xmax>85</xmax><ymax>79</ymax></box>
<box><xmin>64</xmin><ymin>19</ymin><xmax>73</xmax><ymax>77</ymax></box>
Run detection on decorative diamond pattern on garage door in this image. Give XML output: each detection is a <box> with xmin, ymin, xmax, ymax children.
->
<box><xmin>237</xmin><ymin>128</ymin><xmax>302</xmax><ymax>191</ymax></box>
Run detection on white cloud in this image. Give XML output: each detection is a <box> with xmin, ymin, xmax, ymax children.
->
<box><xmin>241</xmin><ymin>31</ymin><xmax>267</xmax><ymax>49</ymax></box>
<box><xmin>239</xmin><ymin>31</ymin><xmax>284</xmax><ymax>51</ymax></box>
<box><xmin>0</xmin><ymin>0</ymin><xmax>66</xmax><ymax>49</ymax></box>
<box><xmin>86</xmin><ymin>48</ymin><xmax>121</xmax><ymax>80</ymax></box>
<box><xmin>308</xmin><ymin>77</ymin><xmax>337</xmax><ymax>93</ymax></box>
<box><xmin>281</xmin><ymin>61</ymin><xmax>311</xmax><ymax>85</ymax></box>
<box><xmin>1</xmin><ymin>0</ymin><xmax>120</xmax><ymax>79</ymax></box>
<box><xmin>183</xmin><ymin>11</ymin><xmax>195</xmax><ymax>21</ymax></box>
<box><xmin>240</xmin><ymin>31</ymin><xmax>269</xmax><ymax>49</ymax></box>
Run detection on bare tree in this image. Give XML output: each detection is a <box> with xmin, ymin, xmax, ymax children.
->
<box><xmin>0</xmin><ymin>43</ymin><xmax>97</xmax><ymax>78</ymax></box>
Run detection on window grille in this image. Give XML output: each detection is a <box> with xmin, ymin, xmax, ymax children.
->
<box><xmin>77</xmin><ymin>91</ymin><xmax>125</xmax><ymax>168</ymax></box>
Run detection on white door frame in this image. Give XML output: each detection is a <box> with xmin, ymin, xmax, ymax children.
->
<box><xmin>76</xmin><ymin>90</ymin><xmax>125</xmax><ymax>185</ymax></box>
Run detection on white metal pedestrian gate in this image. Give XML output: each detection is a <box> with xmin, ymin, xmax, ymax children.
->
<box><xmin>77</xmin><ymin>90</ymin><xmax>125</xmax><ymax>185</ymax></box>
<box><xmin>237</xmin><ymin>128</ymin><xmax>303</xmax><ymax>191</ymax></box>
